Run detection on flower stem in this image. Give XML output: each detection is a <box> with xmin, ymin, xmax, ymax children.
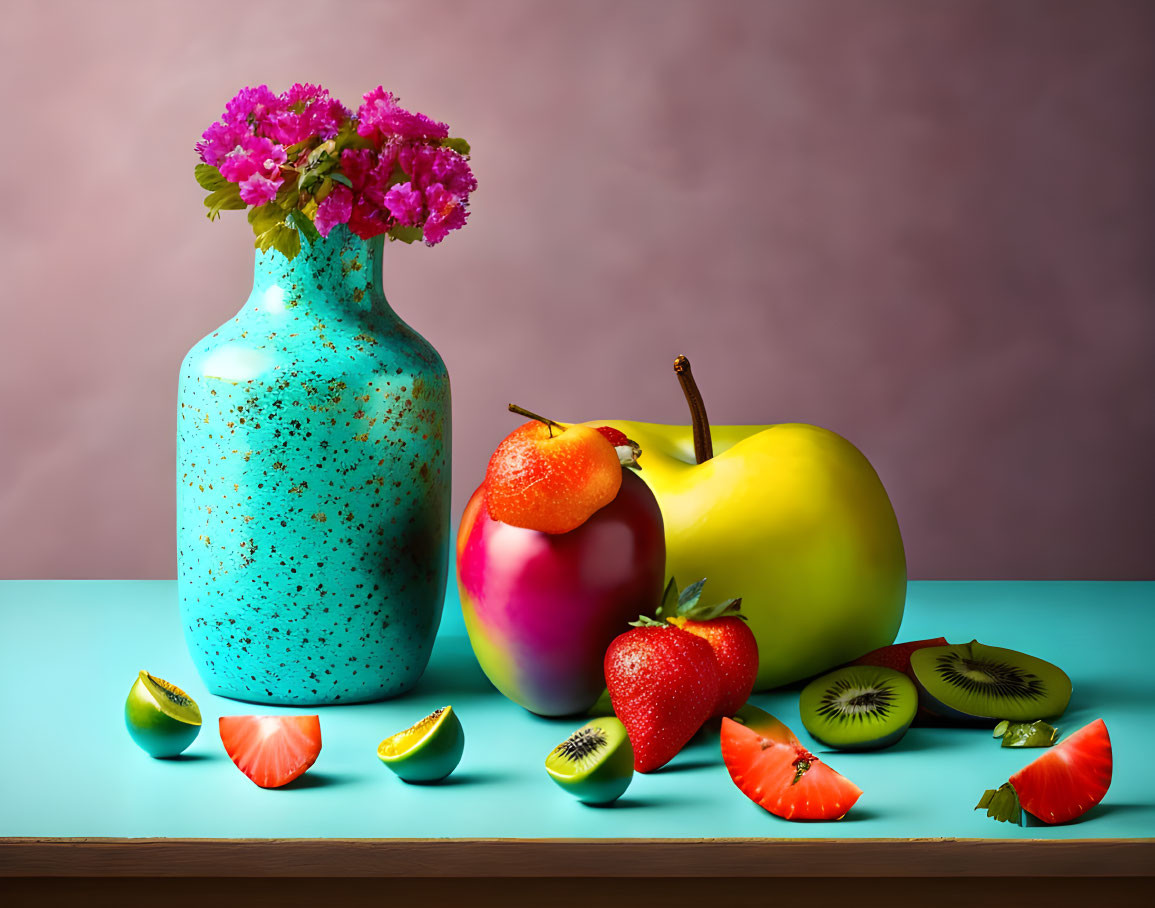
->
<box><xmin>674</xmin><ymin>355</ymin><xmax>713</xmax><ymax>464</ymax></box>
<box><xmin>508</xmin><ymin>403</ymin><xmax>566</xmax><ymax>438</ymax></box>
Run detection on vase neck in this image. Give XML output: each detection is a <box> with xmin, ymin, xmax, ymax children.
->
<box><xmin>248</xmin><ymin>224</ymin><xmax>392</xmax><ymax>318</ymax></box>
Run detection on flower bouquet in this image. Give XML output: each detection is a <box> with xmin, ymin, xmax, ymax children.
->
<box><xmin>194</xmin><ymin>83</ymin><xmax>475</xmax><ymax>259</ymax></box>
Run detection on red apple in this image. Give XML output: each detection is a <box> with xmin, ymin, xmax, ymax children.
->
<box><xmin>457</xmin><ymin>469</ymin><xmax>665</xmax><ymax>716</ymax></box>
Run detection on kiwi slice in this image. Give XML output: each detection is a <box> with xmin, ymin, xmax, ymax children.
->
<box><xmin>910</xmin><ymin>641</ymin><xmax>1071</xmax><ymax>722</ymax></box>
<box><xmin>799</xmin><ymin>665</ymin><xmax>917</xmax><ymax>750</ymax></box>
<box><xmin>545</xmin><ymin>716</ymin><xmax>633</xmax><ymax>805</ymax></box>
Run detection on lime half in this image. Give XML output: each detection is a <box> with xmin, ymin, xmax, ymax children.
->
<box><xmin>377</xmin><ymin>705</ymin><xmax>464</xmax><ymax>783</ymax></box>
<box><xmin>545</xmin><ymin>716</ymin><xmax>633</xmax><ymax>805</ymax></box>
<box><xmin>124</xmin><ymin>670</ymin><xmax>202</xmax><ymax>758</ymax></box>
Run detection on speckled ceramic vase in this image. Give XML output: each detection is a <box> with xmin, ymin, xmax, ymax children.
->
<box><xmin>177</xmin><ymin>225</ymin><xmax>450</xmax><ymax>705</ymax></box>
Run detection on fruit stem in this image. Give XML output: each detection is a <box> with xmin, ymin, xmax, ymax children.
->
<box><xmin>673</xmin><ymin>355</ymin><xmax>713</xmax><ymax>464</ymax></box>
<box><xmin>508</xmin><ymin>403</ymin><xmax>566</xmax><ymax>438</ymax></box>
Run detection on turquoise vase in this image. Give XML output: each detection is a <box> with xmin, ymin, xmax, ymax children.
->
<box><xmin>177</xmin><ymin>225</ymin><xmax>450</xmax><ymax>705</ymax></box>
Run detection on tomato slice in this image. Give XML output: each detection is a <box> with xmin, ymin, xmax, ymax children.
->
<box><xmin>721</xmin><ymin>715</ymin><xmax>862</xmax><ymax>821</ymax></box>
<box><xmin>1010</xmin><ymin>718</ymin><xmax>1112</xmax><ymax>824</ymax></box>
<box><xmin>219</xmin><ymin>715</ymin><xmax>322</xmax><ymax>789</ymax></box>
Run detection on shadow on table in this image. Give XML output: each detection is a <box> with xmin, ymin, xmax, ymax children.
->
<box><xmin>1070</xmin><ymin>802</ymin><xmax>1150</xmax><ymax>824</ymax></box>
<box><xmin>160</xmin><ymin>753</ymin><xmax>219</xmax><ymax>763</ymax></box>
<box><xmin>281</xmin><ymin>772</ymin><xmax>348</xmax><ymax>790</ymax></box>
<box><xmin>413</xmin><ymin>639</ymin><xmax>495</xmax><ymax>700</ymax></box>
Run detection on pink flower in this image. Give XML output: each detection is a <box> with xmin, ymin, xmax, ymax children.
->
<box><xmin>346</xmin><ymin>190</ymin><xmax>393</xmax><ymax>239</ymax></box>
<box><xmin>218</xmin><ymin>135</ymin><xmax>287</xmax><ymax>205</ymax></box>
<box><xmin>383</xmin><ymin>182</ymin><xmax>422</xmax><ymax>226</ymax></box>
<box><xmin>335</xmin><ymin>148</ymin><xmax>395</xmax><ymax>238</ymax></box>
<box><xmin>239</xmin><ymin>174</ymin><xmax>280</xmax><ymax>206</ymax></box>
<box><xmin>356</xmin><ymin>86</ymin><xmax>448</xmax><ymax>144</ymax></box>
<box><xmin>422</xmin><ymin>183</ymin><xmax>467</xmax><ymax>245</ymax></box>
<box><xmin>398</xmin><ymin>145</ymin><xmax>475</xmax><ymax>196</ymax></box>
<box><xmin>195</xmin><ymin>83</ymin><xmax>475</xmax><ymax>248</ymax></box>
<box><xmin>338</xmin><ymin>147</ymin><xmax>395</xmax><ymax>206</ymax></box>
<box><xmin>195</xmin><ymin>119</ymin><xmax>249</xmax><ymax>166</ymax></box>
<box><xmin>224</xmin><ymin>85</ymin><xmax>281</xmax><ymax>128</ymax></box>
<box><xmin>265</xmin><ymin>83</ymin><xmax>349</xmax><ymax>146</ymax></box>
<box><xmin>196</xmin><ymin>85</ymin><xmax>286</xmax><ymax>165</ymax></box>
<box><xmin>314</xmin><ymin>184</ymin><xmax>353</xmax><ymax>237</ymax></box>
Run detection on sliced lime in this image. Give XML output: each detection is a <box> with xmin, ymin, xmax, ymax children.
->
<box><xmin>124</xmin><ymin>670</ymin><xmax>202</xmax><ymax>758</ymax></box>
<box><xmin>377</xmin><ymin>705</ymin><xmax>464</xmax><ymax>783</ymax></box>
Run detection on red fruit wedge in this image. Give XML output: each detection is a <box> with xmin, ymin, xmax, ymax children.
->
<box><xmin>721</xmin><ymin>714</ymin><xmax>862</xmax><ymax>821</ymax></box>
<box><xmin>1011</xmin><ymin>718</ymin><xmax>1112</xmax><ymax>824</ymax></box>
<box><xmin>852</xmin><ymin>637</ymin><xmax>948</xmax><ymax>680</ymax></box>
<box><xmin>219</xmin><ymin>715</ymin><xmax>322</xmax><ymax>789</ymax></box>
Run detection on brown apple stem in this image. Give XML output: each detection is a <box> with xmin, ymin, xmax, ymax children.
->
<box><xmin>674</xmin><ymin>355</ymin><xmax>713</xmax><ymax>464</ymax></box>
<box><xmin>508</xmin><ymin>403</ymin><xmax>566</xmax><ymax>438</ymax></box>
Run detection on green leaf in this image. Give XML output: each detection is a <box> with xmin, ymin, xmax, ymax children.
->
<box><xmin>330</xmin><ymin>172</ymin><xmax>353</xmax><ymax>189</ymax></box>
<box><xmin>627</xmin><ymin>615</ymin><xmax>667</xmax><ymax>628</ymax></box>
<box><xmin>253</xmin><ymin>222</ymin><xmax>301</xmax><ymax>261</ymax></box>
<box><xmin>441</xmin><ymin>136</ymin><xmax>471</xmax><ymax>156</ymax></box>
<box><xmin>283</xmin><ymin>139</ymin><xmax>313</xmax><ymax>161</ymax></box>
<box><xmin>194</xmin><ymin>163</ymin><xmax>229</xmax><ymax>191</ymax></box>
<box><xmin>372</xmin><ymin>162</ymin><xmax>409</xmax><ymax>192</ymax></box>
<box><xmin>204</xmin><ymin>183</ymin><xmax>245</xmax><ymax>220</ymax></box>
<box><xmin>675</xmin><ymin>578</ymin><xmax>707</xmax><ymax>614</ymax></box>
<box><xmin>306</xmin><ymin>139</ymin><xmax>337</xmax><ymax>167</ymax></box>
<box><xmin>275</xmin><ymin>182</ymin><xmax>300</xmax><ymax>210</ymax></box>
<box><xmin>388</xmin><ymin>225</ymin><xmax>423</xmax><ymax>244</ymax></box>
<box><xmin>686</xmin><ymin>597</ymin><xmax>743</xmax><ymax>622</ymax></box>
<box><xmin>272</xmin><ymin>225</ymin><xmax>301</xmax><ymax>261</ymax></box>
<box><xmin>299</xmin><ymin>170</ymin><xmax>321</xmax><ymax>193</ymax></box>
<box><xmin>656</xmin><ymin>577</ymin><xmax>679</xmax><ymax>618</ymax></box>
<box><xmin>248</xmin><ymin>200</ymin><xmax>287</xmax><ymax>236</ymax></box>
<box><xmin>997</xmin><ymin>720</ymin><xmax>1059</xmax><ymax>748</ymax></box>
<box><xmin>975</xmin><ymin>783</ymin><xmax>1021</xmax><ymax>824</ymax></box>
<box><xmin>289</xmin><ymin>209</ymin><xmax>322</xmax><ymax>247</ymax></box>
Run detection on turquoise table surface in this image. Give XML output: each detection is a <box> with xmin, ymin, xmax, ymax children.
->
<box><xmin>1</xmin><ymin>580</ymin><xmax>1152</xmax><ymax>847</ymax></box>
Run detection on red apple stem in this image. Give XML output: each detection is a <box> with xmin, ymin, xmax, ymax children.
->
<box><xmin>674</xmin><ymin>355</ymin><xmax>713</xmax><ymax>464</ymax></box>
<box><xmin>508</xmin><ymin>403</ymin><xmax>565</xmax><ymax>438</ymax></box>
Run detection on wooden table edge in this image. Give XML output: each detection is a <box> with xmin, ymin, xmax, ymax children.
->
<box><xmin>2</xmin><ymin>837</ymin><xmax>1153</xmax><ymax>878</ymax></box>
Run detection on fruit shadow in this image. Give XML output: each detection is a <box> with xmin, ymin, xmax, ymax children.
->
<box><xmin>812</xmin><ymin>730</ymin><xmax>945</xmax><ymax>756</ymax></box>
<box><xmin>1068</xmin><ymin>803</ymin><xmax>1150</xmax><ymax>824</ymax></box>
<box><xmin>412</xmin><ymin>656</ymin><xmax>495</xmax><ymax>699</ymax></box>
<box><xmin>160</xmin><ymin>753</ymin><xmax>219</xmax><ymax>763</ymax></box>
<box><xmin>426</xmin><ymin>769</ymin><xmax>514</xmax><ymax>787</ymax></box>
<box><xmin>281</xmin><ymin>771</ymin><xmax>348</xmax><ymax>790</ymax></box>
<box><xmin>746</xmin><ymin>801</ymin><xmax>883</xmax><ymax>824</ymax></box>
<box><xmin>650</xmin><ymin>758</ymin><xmax>719</xmax><ymax>774</ymax></box>
<box><xmin>594</xmin><ymin>796</ymin><xmax>655</xmax><ymax>810</ymax></box>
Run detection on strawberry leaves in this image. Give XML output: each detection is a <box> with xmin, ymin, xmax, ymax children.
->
<box><xmin>656</xmin><ymin>577</ymin><xmax>743</xmax><ymax>623</ymax></box>
<box><xmin>976</xmin><ymin>782</ymin><xmax>1022</xmax><ymax>824</ymax></box>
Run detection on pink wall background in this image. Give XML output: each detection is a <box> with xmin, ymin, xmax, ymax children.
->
<box><xmin>1</xmin><ymin>0</ymin><xmax>1152</xmax><ymax>580</ymax></box>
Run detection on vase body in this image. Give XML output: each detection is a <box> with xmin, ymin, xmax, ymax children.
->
<box><xmin>177</xmin><ymin>226</ymin><xmax>450</xmax><ymax>705</ymax></box>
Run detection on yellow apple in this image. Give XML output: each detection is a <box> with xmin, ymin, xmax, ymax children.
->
<box><xmin>582</xmin><ymin>361</ymin><xmax>906</xmax><ymax>690</ymax></box>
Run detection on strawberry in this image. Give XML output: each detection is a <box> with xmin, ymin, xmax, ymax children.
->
<box><xmin>659</xmin><ymin>578</ymin><xmax>758</xmax><ymax>717</ymax></box>
<box><xmin>604</xmin><ymin>621</ymin><xmax>721</xmax><ymax>773</ymax></box>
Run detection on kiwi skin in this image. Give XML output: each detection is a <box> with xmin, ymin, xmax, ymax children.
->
<box><xmin>910</xmin><ymin>641</ymin><xmax>1072</xmax><ymax>724</ymax></box>
<box><xmin>799</xmin><ymin>665</ymin><xmax>917</xmax><ymax>751</ymax></box>
<box><xmin>545</xmin><ymin>716</ymin><xmax>633</xmax><ymax>805</ymax></box>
